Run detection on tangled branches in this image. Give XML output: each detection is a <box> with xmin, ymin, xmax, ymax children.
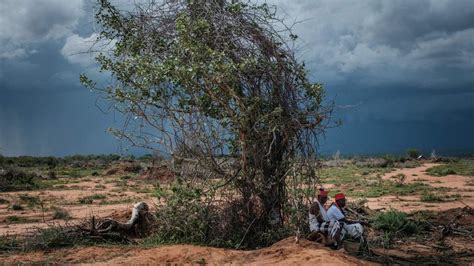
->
<box><xmin>82</xmin><ymin>0</ymin><xmax>332</xmax><ymax>247</ymax></box>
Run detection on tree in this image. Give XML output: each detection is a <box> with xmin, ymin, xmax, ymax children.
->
<box><xmin>82</xmin><ymin>0</ymin><xmax>331</xmax><ymax>247</ymax></box>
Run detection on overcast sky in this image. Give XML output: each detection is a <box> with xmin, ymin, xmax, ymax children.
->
<box><xmin>0</xmin><ymin>0</ymin><xmax>473</xmax><ymax>156</ymax></box>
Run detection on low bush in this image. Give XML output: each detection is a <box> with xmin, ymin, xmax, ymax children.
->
<box><xmin>0</xmin><ymin>167</ymin><xmax>42</xmax><ymax>192</ymax></box>
<box><xmin>421</xmin><ymin>192</ymin><xmax>443</xmax><ymax>202</ymax></box>
<box><xmin>6</xmin><ymin>216</ymin><xmax>27</xmax><ymax>224</ymax></box>
<box><xmin>148</xmin><ymin>179</ymin><xmax>294</xmax><ymax>249</ymax></box>
<box><xmin>78</xmin><ymin>194</ymin><xmax>106</xmax><ymax>204</ymax></box>
<box><xmin>52</xmin><ymin>207</ymin><xmax>71</xmax><ymax>220</ymax></box>
<box><xmin>426</xmin><ymin>159</ymin><xmax>474</xmax><ymax>177</ymax></box>
<box><xmin>372</xmin><ymin>210</ymin><xmax>419</xmax><ymax>247</ymax></box>
<box><xmin>19</xmin><ymin>194</ymin><xmax>41</xmax><ymax>207</ymax></box>
<box><xmin>0</xmin><ymin>198</ymin><xmax>9</xmax><ymax>204</ymax></box>
<box><xmin>407</xmin><ymin>149</ymin><xmax>420</xmax><ymax>159</ymax></box>
<box><xmin>11</xmin><ymin>204</ymin><xmax>24</xmax><ymax>211</ymax></box>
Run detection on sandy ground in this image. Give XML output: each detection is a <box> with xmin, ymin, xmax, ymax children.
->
<box><xmin>0</xmin><ymin>175</ymin><xmax>155</xmax><ymax>236</ymax></box>
<box><xmin>1</xmin><ymin>162</ymin><xmax>473</xmax><ymax>265</ymax></box>
<box><xmin>0</xmin><ymin>237</ymin><xmax>374</xmax><ymax>265</ymax></box>
<box><xmin>2</xmin><ymin>163</ymin><xmax>472</xmax><ymax>236</ymax></box>
<box><xmin>363</xmin><ymin>163</ymin><xmax>474</xmax><ymax>212</ymax></box>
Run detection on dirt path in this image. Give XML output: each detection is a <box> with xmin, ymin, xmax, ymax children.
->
<box><xmin>364</xmin><ymin>163</ymin><xmax>474</xmax><ymax>212</ymax></box>
<box><xmin>0</xmin><ymin>237</ymin><xmax>374</xmax><ymax>265</ymax></box>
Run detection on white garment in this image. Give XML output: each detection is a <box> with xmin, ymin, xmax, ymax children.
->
<box><xmin>317</xmin><ymin>201</ymin><xmax>329</xmax><ymax>221</ymax></box>
<box><xmin>327</xmin><ymin>203</ymin><xmax>364</xmax><ymax>240</ymax></box>
<box><xmin>341</xmin><ymin>223</ymin><xmax>364</xmax><ymax>239</ymax></box>
<box><xmin>308</xmin><ymin>200</ymin><xmax>328</xmax><ymax>232</ymax></box>
<box><xmin>327</xmin><ymin>204</ymin><xmax>345</xmax><ymax>221</ymax></box>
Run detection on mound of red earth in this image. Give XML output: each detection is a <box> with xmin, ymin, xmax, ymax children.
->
<box><xmin>0</xmin><ymin>237</ymin><xmax>373</xmax><ymax>265</ymax></box>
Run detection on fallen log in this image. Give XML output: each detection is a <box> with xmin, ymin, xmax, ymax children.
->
<box><xmin>80</xmin><ymin>202</ymin><xmax>156</xmax><ymax>238</ymax></box>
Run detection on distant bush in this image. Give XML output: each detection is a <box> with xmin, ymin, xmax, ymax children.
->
<box><xmin>421</xmin><ymin>192</ymin><xmax>443</xmax><ymax>202</ymax></box>
<box><xmin>421</xmin><ymin>192</ymin><xmax>461</xmax><ymax>202</ymax></box>
<box><xmin>426</xmin><ymin>159</ymin><xmax>474</xmax><ymax>177</ymax></box>
<box><xmin>427</xmin><ymin>166</ymin><xmax>457</xmax><ymax>176</ymax></box>
<box><xmin>6</xmin><ymin>216</ymin><xmax>27</xmax><ymax>224</ymax></box>
<box><xmin>11</xmin><ymin>204</ymin><xmax>24</xmax><ymax>211</ymax></box>
<box><xmin>19</xmin><ymin>194</ymin><xmax>41</xmax><ymax>207</ymax></box>
<box><xmin>120</xmin><ymin>175</ymin><xmax>132</xmax><ymax>180</ymax></box>
<box><xmin>407</xmin><ymin>149</ymin><xmax>420</xmax><ymax>159</ymax></box>
<box><xmin>372</xmin><ymin>210</ymin><xmax>418</xmax><ymax>247</ymax></box>
<box><xmin>78</xmin><ymin>194</ymin><xmax>106</xmax><ymax>204</ymax></box>
<box><xmin>0</xmin><ymin>168</ymin><xmax>42</xmax><ymax>192</ymax></box>
<box><xmin>52</xmin><ymin>207</ymin><xmax>71</xmax><ymax>220</ymax></box>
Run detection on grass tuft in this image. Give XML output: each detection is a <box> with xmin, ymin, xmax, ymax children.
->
<box><xmin>52</xmin><ymin>207</ymin><xmax>71</xmax><ymax>220</ymax></box>
<box><xmin>78</xmin><ymin>194</ymin><xmax>106</xmax><ymax>204</ymax></box>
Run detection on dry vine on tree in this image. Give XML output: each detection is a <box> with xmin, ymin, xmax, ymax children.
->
<box><xmin>81</xmin><ymin>0</ymin><xmax>332</xmax><ymax>248</ymax></box>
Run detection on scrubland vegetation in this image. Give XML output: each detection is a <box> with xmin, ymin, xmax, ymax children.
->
<box><xmin>0</xmin><ymin>153</ymin><xmax>472</xmax><ymax>264</ymax></box>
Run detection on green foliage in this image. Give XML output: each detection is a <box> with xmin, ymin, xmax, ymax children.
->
<box><xmin>372</xmin><ymin>210</ymin><xmax>419</xmax><ymax>247</ymax></box>
<box><xmin>150</xmin><ymin>179</ymin><xmax>294</xmax><ymax>249</ymax></box>
<box><xmin>421</xmin><ymin>192</ymin><xmax>461</xmax><ymax>202</ymax></box>
<box><xmin>421</xmin><ymin>192</ymin><xmax>443</xmax><ymax>202</ymax></box>
<box><xmin>78</xmin><ymin>194</ymin><xmax>107</xmax><ymax>204</ymax></box>
<box><xmin>19</xmin><ymin>194</ymin><xmax>41</xmax><ymax>208</ymax></box>
<box><xmin>120</xmin><ymin>175</ymin><xmax>132</xmax><ymax>180</ymax></box>
<box><xmin>0</xmin><ymin>154</ymin><xmax>120</xmax><ymax>168</ymax></box>
<box><xmin>6</xmin><ymin>216</ymin><xmax>28</xmax><ymax>224</ymax></box>
<box><xmin>426</xmin><ymin>159</ymin><xmax>474</xmax><ymax>176</ymax></box>
<box><xmin>0</xmin><ymin>167</ymin><xmax>43</xmax><ymax>192</ymax></box>
<box><xmin>407</xmin><ymin>149</ymin><xmax>421</xmax><ymax>159</ymax></box>
<box><xmin>84</xmin><ymin>0</ymin><xmax>328</xmax><ymax>248</ymax></box>
<box><xmin>52</xmin><ymin>207</ymin><xmax>71</xmax><ymax>220</ymax></box>
<box><xmin>11</xmin><ymin>204</ymin><xmax>24</xmax><ymax>211</ymax></box>
<box><xmin>0</xmin><ymin>198</ymin><xmax>9</xmax><ymax>204</ymax></box>
<box><xmin>0</xmin><ymin>237</ymin><xmax>20</xmax><ymax>252</ymax></box>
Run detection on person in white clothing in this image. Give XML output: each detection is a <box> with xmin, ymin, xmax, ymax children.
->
<box><xmin>327</xmin><ymin>193</ymin><xmax>365</xmax><ymax>240</ymax></box>
<box><xmin>308</xmin><ymin>189</ymin><xmax>342</xmax><ymax>249</ymax></box>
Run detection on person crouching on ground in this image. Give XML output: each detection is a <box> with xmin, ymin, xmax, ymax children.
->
<box><xmin>327</xmin><ymin>193</ymin><xmax>365</xmax><ymax>241</ymax></box>
<box><xmin>308</xmin><ymin>189</ymin><xmax>342</xmax><ymax>249</ymax></box>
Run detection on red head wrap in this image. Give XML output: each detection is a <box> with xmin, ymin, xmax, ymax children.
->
<box><xmin>318</xmin><ymin>190</ymin><xmax>328</xmax><ymax>197</ymax></box>
<box><xmin>334</xmin><ymin>193</ymin><xmax>345</xmax><ymax>201</ymax></box>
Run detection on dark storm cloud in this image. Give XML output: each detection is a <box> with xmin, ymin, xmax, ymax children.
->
<box><xmin>271</xmin><ymin>0</ymin><xmax>474</xmax><ymax>90</ymax></box>
<box><xmin>268</xmin><ymin>0</ymin><xmax>474</xmax><ymax>154</ymax></box>
<box><xmin>0</xmin><ymin>0</ymin><xmax>473</xmax><ymax>156</ymax></box>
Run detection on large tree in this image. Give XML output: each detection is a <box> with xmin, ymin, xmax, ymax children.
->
<box><xmin>82</xmin><ymin>0</ymin><xmax>331</xmax><ymax>247</ymax></box>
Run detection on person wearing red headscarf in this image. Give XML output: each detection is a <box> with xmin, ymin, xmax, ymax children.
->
<box><xmin>327</xmin><ymin>193</ymin><xmax>365</xmax><ymax>240</ymax></box>
<box><xmin>308</xmin><ymin>189</ymin><xmax>342</xmax><ymax>249</ymax></box>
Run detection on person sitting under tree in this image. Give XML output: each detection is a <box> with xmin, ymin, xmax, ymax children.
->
<box><xmin>327</xmin><ymin>193</ymin><xmax>365</xmax><ymax>241</ymax></box>
<box><xmin>308</xmin><ymin>189</ymin><xmax>342</xmax><ymax>249</ymax></box>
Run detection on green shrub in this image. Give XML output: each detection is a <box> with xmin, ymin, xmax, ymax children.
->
<box><xmin>426</xmin><ymin>159</ymin><xmax>474</xmax><ymax>177</ymax></box>
<box><xmin>6</xmin><ymin>216</ymin><xmax>27</xmax><ymax>224</ymax></box>
<box><xmin>406</xmin><ymin>149</ymin><xmax>420</xmax><ymax>159</ymax></box>
<box><xmin>0</xmin><ymin>168</ymin><xmax>42</xmax><ymax>192</ymax></box>
<box><xmin>0</xmin><ymin>237</ymin><xmax>20</xmax><ymax>252</ymax></box>
<box><xmin>78</xmin><ymin>194</ymin><xmax>106</xmax><ymax>204</ymax></box>
<box><xmin>52</xmin><ymin>207</ymin><xmax>71</xmax><ymax>220</ymax></box>
<box><xmin>421</xmin><ymin>192</ymin><xmax>443</xmax><ymax>202</ymax></box>
<box><xmin>19</xmin><ymin>194</ymin><xmax>41</xmax><ymax>207</ymax></box>
<box><xmin>372</xmin><ymin>210</ymin><xmax>418</xmax><ymax>236</ymax></box>
<box><xmin>11</xmin><ymin>204</ymin><xmax>24</xmax><ymax>211</ymax></box>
